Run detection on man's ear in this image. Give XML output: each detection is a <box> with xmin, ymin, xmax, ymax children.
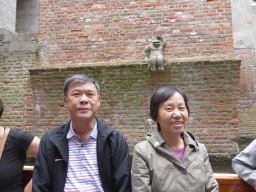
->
<box><xmin>155</xmin><ymin>117</ymin><xmax>159</xmax><ymax>123</ymax></box>
<box><xmin>63</xmin><ymin>96</ymin><xmax>68</xmax><ymax>108</ymax></box>
<box><xmin>98</xmin><ymin>95</ymin><xmax>101</xmax><ymax>107</ymax></box>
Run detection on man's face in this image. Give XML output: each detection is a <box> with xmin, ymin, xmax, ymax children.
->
<box><xmin>64</xmin><ymin>82</ymin><xmax>101</xmax><ymax>122</ymax></box>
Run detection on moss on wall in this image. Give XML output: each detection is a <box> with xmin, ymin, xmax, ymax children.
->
<box><xmin>28</xmin><ymin>57</ymin><xmax>241</xmax><ymax>162</ymax></box>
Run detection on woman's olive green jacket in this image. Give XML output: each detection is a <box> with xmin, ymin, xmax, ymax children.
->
<box><xmin>132</xmin><ymin>129</ymin><xmax>219</xmax><ymax>192</ymax></box>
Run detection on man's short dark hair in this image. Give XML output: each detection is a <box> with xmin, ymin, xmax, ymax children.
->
<box><xmin>150</xmin><ymin>87</ymin><xmax>190</xmax><ymax>128</ymax></box>
<box><xmin>0</xmin><ymin>98</ymin><xmax>4</xmax><ymax>118</ymax></box>
<box><xmin>63</xmin><ymin>74</ymin><xmax>100</xmax><ymax>97</ymax></box>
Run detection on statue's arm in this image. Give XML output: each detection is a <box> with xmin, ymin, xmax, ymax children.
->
<box><xmin>156</xmin><ymin>36</ymin><xmax>167</xmax><ymax>50</ymax></box>
<box><xmin>144</xmin><ymin>45</ymin><xmax>151</xmax><ymax>62</ymax></box>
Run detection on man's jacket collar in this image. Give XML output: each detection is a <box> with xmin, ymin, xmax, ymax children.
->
<box><xmin>47</xmin><ymin>118</ymin><xmax>115</xmax><ymax>162</ymax></box>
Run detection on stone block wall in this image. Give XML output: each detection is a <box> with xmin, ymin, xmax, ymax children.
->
<box><xmin>231</xmin><ymin>0</ymin><xmax>256</xmax><ymax>150</ymax></box>
<box><xmin>234</xmin><ymin>49</ymin><xmax>256</xmax><ymax>150</ymax></box>
<box><xmin>0</xmin><ymin>0</ymin><xmax>17</xmax><ymax>33</ymax></box>
<box><xmin>16</xmin><ymin>0</ymin><xmax>40</xmax><ymax>34</ymax></box>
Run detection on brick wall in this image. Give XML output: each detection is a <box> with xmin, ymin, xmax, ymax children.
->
<box><xmin>0</xmin><ymin>30</ymin><xmax>38</xmax><ymax>133</ymax></box>
<box><xmin>0</xmin><ymin>0</ymin><xmax>248</xmax><ymax>164</ymax></box>
<box><xmin>29</xmin><ymin>56</ymin><xmax>241</xmax><ymax>162</ymax></box>
<box><xmin>38</xmin><ymin>0</ymin><xmax>233</xmax><ymax>65</ymax></box>
<box><xmin>0</xmin><ymin>0</ymin><xmax>17</xmax><ymax>33</ymax></box>
<box><xmin>235</xmin><ymin>49</ymin><xmax>256</xmax><ymax>150</ymax></box>
<box><xmin>0</xmin><ymin>53</ymin><xmax>36</xmax><ymax>133</ymax></box>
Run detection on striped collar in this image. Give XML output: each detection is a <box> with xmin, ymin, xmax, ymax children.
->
<box><xmin>66</xmin><ymin>119</ymin><xmax>98</xmax><ymax>140</ymax></box>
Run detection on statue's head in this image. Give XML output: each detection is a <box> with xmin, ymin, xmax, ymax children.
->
<box><xmin>152</xmin><ymin>38</ymin><xmax>161</xmax><ymax>48</ymax></box>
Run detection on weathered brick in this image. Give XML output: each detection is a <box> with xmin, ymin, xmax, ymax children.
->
<box><xmin>0</xmin><ymin>0</ymin><xmax>254</xmax><ymax>165</ymax></box>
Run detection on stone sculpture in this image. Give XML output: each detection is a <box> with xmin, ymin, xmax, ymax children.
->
<box><xmin>144</xmin><ymin>36</ymin><xmax>167</xmax><ymax>71</ymax></box>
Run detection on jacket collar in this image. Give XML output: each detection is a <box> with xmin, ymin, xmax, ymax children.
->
<box><xmin>96</xmin><ymin>117</ymin><xmax>114</xmax><ymax>138</ymax></box>
<box><xmin>48</xmin><ymin>121</ymin><xmax>70</xmax><ymax>162</ymax></box>
<box><xmin>182</xmin><ymin>131</ymin><xmax>200</xmax><ymax>168</ymax></box>
<box><xmin>47</xmin><ymin>118</ymin><xmax>115</xmax><ymax>161</ymax></box>
<box><xmin>146</xmin><ymin>129</ymin><xmax>200</xmax><ymax>168</ymax></box>
<box><xmin>146</xmin><ymin>128</ymin><xmax>165</xmax><ymax>148</ymax></box>
<box><xmin>96</xmin><ymin>118</ymin><xmax>115</xmax><ymax>155</ymax></box>
<box><xmin>146</xmin><ymin>129</ymin><xmax>198</xmax><ymax>150</ymax></box>
<box><xmin>182</xmin><ymin>131</ymin><xmax>199</xmax><ymax>151</ymax></box>
<box><xmin>49</xmin><ymin>117</ymin><xmax>111</xmax><ymax>142</ymax></box>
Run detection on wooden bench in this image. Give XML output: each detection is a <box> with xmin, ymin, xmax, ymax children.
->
<box><xmin>214</xmin><ymin>173</ymin><xmax>256</xmax><ymax>192</ymax></box>
<box><xmin>22</xmin><ymin>166</ymin><xmax>256</xmax><ymax>191</ymax></box>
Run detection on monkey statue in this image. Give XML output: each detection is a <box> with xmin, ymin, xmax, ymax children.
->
<box><xmin>144</xmin><ymin>36</ymin><xmax>167</xmax><ymax>71</ymax></box>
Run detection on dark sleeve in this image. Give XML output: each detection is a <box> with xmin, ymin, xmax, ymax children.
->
<box><xmin>111</xmin><ymin>132</ymin><xmax>131</xmax><ymax>192</ymax></box>
<box><xmin>32</xmin><ymin>133</ymin><xmax>52</xmax><ymax>192</ymax></box>
<box><xmin>13</xmin><ymin>129</ymin><xmax>35</xmax><ymax>152</ymax></box>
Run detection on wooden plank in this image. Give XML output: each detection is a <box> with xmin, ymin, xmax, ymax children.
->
<box><xmin>23</xmin><ymin>165</ymin><xmax>34</xmax><ymax>171</ymax></box>
<box><xmin>214</xmin><ymin>173</ymin><xmax>256</xmax><ymax>192</ymax></box>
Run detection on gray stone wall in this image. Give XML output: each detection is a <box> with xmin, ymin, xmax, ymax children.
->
<box><xmin>231</xmin><ymin>0</ymin><xmax>256</xmax><ymax>149</ymax></box>
<box><xmin>0</xmin><ymin>0</ymin><xmax>17</xmax><ymax>33</ymax></box>
<box><xmin>16</xmin><ymin>0</ymin><xmax>39</xmax><ymax>34</ymax></box>
<box><xmin>231</xmin><ymin>0</ymin><xmax>256</xmax><ymax>49</ymax></box>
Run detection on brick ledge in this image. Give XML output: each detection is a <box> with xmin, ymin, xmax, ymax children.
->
<box><xmin>29</xmin><ymin>55</ymin><xmax>241</xmax><ymax>72</ymax></box>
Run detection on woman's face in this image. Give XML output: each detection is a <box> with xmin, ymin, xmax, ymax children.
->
<box><xmin>156</xmin><ymin>92</ymin><xmax>189</xmax><ymax>136</ymax></box>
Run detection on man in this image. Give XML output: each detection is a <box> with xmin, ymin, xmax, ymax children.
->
<box><xmin>33</xmin><ymin>74</ymin><xmax>131</xmax><ymax>192</ymax></box>
<box><xmin>232</xmin><ymin>139</ymin><xmax>256</xmax><ymax>190</ymax></box>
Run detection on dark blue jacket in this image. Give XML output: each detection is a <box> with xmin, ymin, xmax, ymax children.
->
<box><xmin>32</xmin><ymin>118</ymin><xmax>131</xmax><ymax>192</ymax></box>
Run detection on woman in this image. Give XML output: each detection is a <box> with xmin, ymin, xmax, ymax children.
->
<box><xmin>132</xmin><ymin>87</ymin><xmax>219</xmax><ymax>192</ymax></box>
<box><xmin>0</xmin><ymin>98</ymin><xmax>40</xmax><ymax>192</ymax></box>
